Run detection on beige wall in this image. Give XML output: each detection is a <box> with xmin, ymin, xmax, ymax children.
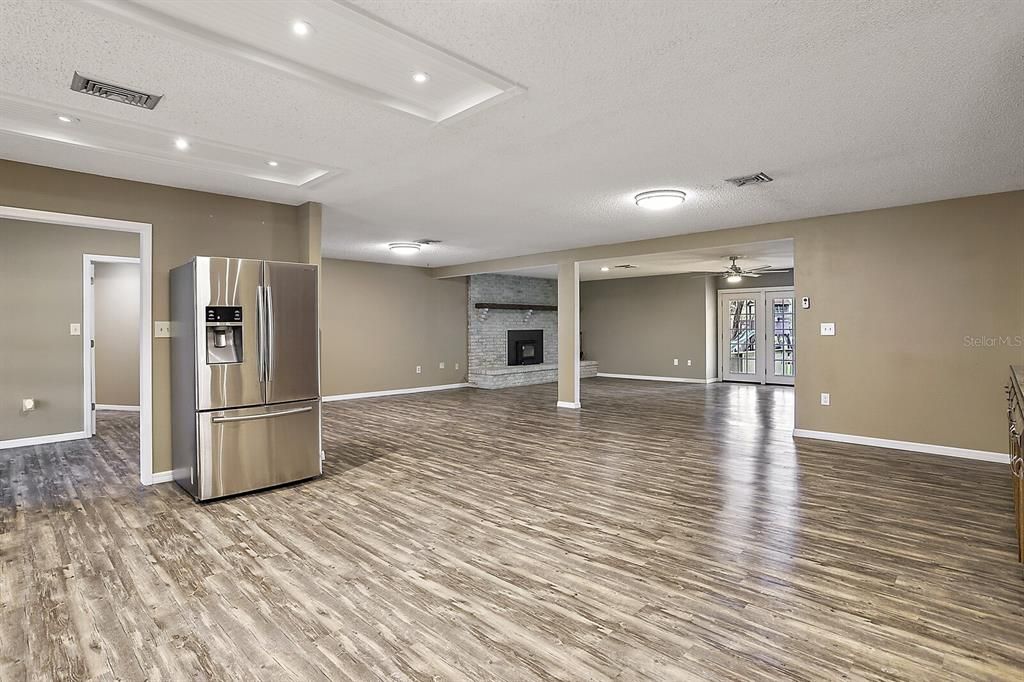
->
<box><xmin>440</xmin><ymin>191</ymin><xmax>1024</xmax><ymax>455</ymax></box>
<box><xmin>581</xmin><ymin>274</ymin><xmax>715</xmax><ymax>380</ymax></box>
<box><xmin>0</xmin><ymin>160</ymin><xmax>307</xmax><ymax>470</ymax></box>
<box><xmin>321</xmin><ymin>259</ymin><xmax>468</xmax><ymax>395</ymax></box>
<box><xmin>94</xmin><ymin>262</ymin><xmax>140</xmax><ymax>407</ymax></box>
<box><xmin>0</xmin><ymin>219</ymin><xmax>137</xmax><ymax>440</ymax></box>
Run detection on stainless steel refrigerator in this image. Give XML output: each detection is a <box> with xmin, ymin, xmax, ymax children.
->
<box><xmin>170</xmin><ymin>256</ymin><xmax>321</xmax><ymax>501</ymax></box>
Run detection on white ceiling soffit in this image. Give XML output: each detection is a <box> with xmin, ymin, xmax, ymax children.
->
<box><xmin>78</xmin><ymin>0</ymin><xmax>524</xmax><ymax>123</ymax></box>
<box><xmin>0</xmin><ymin>94</ymin><xmax>341</xmax><ymax>188</ymax></box>
<box><xmin>495</xmin><ymin>240</ymin><xmax>795</xmax><ymax>281</ymax></box>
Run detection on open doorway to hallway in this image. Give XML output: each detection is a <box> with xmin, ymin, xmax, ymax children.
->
<box><xmin>86</xmin><ymin>256</ymin><xmax>142</xmax><ymax>437</ymax></box>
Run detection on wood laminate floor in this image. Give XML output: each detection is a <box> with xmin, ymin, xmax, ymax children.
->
<box><xmin>2</xmin><ymin>380</ymin><xmax>1022</xmax><ymax>681</ymax></box>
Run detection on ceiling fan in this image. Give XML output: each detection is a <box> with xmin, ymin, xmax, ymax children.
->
<box><xmin>693</xmin><ymin>256</ymin><xmax>791</xmax><ymax>283</ymax></box>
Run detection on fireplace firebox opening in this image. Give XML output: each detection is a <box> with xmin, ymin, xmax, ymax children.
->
<box><xmin>507</xmin><ymin>330</ymin><xmax>543</xmax><ymax>366</ymax></box>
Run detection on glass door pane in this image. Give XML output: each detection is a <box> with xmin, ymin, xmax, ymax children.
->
<box><xmin>722</xmin><ymin>293</ymin><xmax>763</xmax><ymax>383</ymax></box>
<box><xmin>767</xmin><ymin>292</ymin><xmax>795</xmax><ymax>385</ymax></box>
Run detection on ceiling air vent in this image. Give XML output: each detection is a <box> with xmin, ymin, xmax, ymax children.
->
<box><xmin>70</xmin><ymin>72</ymin><xmax>163</xmax><ymax>110</ymax></box>
<box><xmin>725</xmin><ymin>171</ymin><xmax>773</xmax><ymax>187</ymax></box>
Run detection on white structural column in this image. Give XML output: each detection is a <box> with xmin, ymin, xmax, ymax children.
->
<box><xmin>556</xmin><ymin>260</ymin><xmax>581</xmax><ymax>408</ymax></box>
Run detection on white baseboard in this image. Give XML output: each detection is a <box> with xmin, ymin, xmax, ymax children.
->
<box><xmin>323</xmin><ymin>383</ymin><xmax>472</xmax><ymax>402</ymax></box>
<box><xmin>96</xmin><ymin>404</ymin><xmax>141</xmax><ymax>412</ymax></box>
<box><xmin>0</xmin><ymin>430</ymin><xmax>90</xmax><ymax>450</ymax></box>
<box><xmin>597</xmin><ymin>372</ymin><xmax>718</xmax><ymax>384</ymax></box>
<box><xmin>146</xmin><ymin>470</ymin><xmax>176</xmax><ymax>485</ymax></box>
<box><xmin>792</xmin><ymin>429</ymin><xmax>1008</xmax><ymax>464</ymax></box>
<box><xmin>556</xmin><ymin>401</ymin><xmax>581</xmax><ymax>409</ymax></box>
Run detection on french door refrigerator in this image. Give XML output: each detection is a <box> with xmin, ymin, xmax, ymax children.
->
<box><xmin>170</xmin><ymin>257</ymin><xmax>321</xmax><ymax>501</ymax></box>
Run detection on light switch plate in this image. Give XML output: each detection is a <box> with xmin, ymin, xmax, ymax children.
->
<box><xmin>69</xmin><ymin>323</ymin><xmax>81</xmax><ymax>336</ymax></box>
<box><xmin>673</xmin><ymin>358</ymin><xmax>679</xmax><ymax>366</ymax></box>
<box><xmin>820</xmin><ymin>392</ymin><xmax>831</xmax><ymax>406</ymax></box>
<box><xmin>820</xmin><ymin>322</ymin><xmax>836</xmax><ymax>336</ymax></box>
<box><xmin>154</xmin><ymin>321</ymin><xmax>171</xmax><ymax>338</ymax></box>
<box><xmin>439</xmin><ymin>362</ymin><xmax>445</xmax><ymax>369</ymax></box>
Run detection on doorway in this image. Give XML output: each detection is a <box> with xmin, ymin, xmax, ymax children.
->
<box><xmin>84</xmin><ymin>255</ymin><xmax>142</xmax><ymax>435</ymax></box>
<box><xmin>719</xmin><ymin>287</ymin><xmax>796</xmax><ymax>385</ymax></box>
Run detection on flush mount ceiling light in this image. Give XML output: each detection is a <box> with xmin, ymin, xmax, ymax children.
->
<box><xmin>292</xmin><ymin>20</ymin><xmax>312</xmax><ymax>36</ymax></box>
<box><xmin>600</xmin><ymin>266</ymin><xmax>610</xmax><ymax>272</ymax></box>
<box><xmin>266</xmin><ymin>160</ymin><xmax>279</xmax><ymax>167</ymax></box>
<box><xmin>56</xmin><ymin>114</ymin><xmax>78</xmax><ymax>123</ymax></box>
<box><xmin>388</xmin><ymin>242</ymin><xmax>422</xmax><ymax>255</ymax></box>
<box><xmin>635</xmin><ymin>189</ymin><xmax>686</xmax><ymax>210</ymax></box>
<box><xmin>174</xmin><ymin>136</ymin><xmax>189</xmax><ymax>150</ymax></box>
<box><xmin>412</xmin><ymin>72</ymin><xmax>430</xmax><ymax>84</ymax></box>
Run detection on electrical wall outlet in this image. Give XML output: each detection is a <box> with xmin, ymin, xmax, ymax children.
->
<box><xmin>69</xmin><ymin>323</ymin><xmax>81</xmax><ymax>336</ymax></box>
<box><xmin>154</xmin><ymin>321</ymin><xmax>171</xmax><ymax>338</ymax></box>
<box><xmin>820</xmin><ymin>322</ymin><xmax>836</xmax><ymax>336</ymax></box>
<box><xmin>416</xmin><ymin>365</ymin><xmax>422</xmax><ymax>374</ymax></box>
<box><xmin>801</xmin><ymin>296</ymin><xmax>811</xmax><ymax>309</ymax></box>
<box><xmin>687</xmin><ymin>359</ymin><xmax>692</xmax><ymax>366</ymax></box>
<box><xmin>439</xmin><ymin>362</ymin><xmax>445</xmax><ymax>369</ymax></box>
<box><xmin>820</xmin><ymin>392</ymin><xmax>831</xmax><ymax>406</ymax></box>
<box><xmin>673</xmin><ymin>358</ymin><xmax>679</xmax><ymax>366</ymax></box>
<box><xmin>455</xmin><ymin>362</ymin><xmax>459</xmax><ymax>370</ymax></box>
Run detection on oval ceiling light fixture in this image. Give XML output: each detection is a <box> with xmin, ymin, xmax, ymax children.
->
<box><xmin>635</xmin><ymin>189</ymin><xmax>686</xmax><ymax>210</ymax></box>
<box><xmin>388</xmin><ymin>242</ymin><xmax>422</xmax><ymax>255</ymax></box>
<box><xmin>727</xmin><ymin>274</ymin><xmax>743</xmax><ymax>283</ymax></box>
<box><xmin>292</xmin><ymin>20</ymin><xmax>312</xmax><ymax>36</ymax></box>
<box><xmin>174</xmin><ymin>136</ymin><xmax>189</xmax><ymax>151</ymax></box>
<box><xmin>600</xmin><ymin>266</ymin><xmax>610</xmax><ymax>272</ymax></box>
<box><xmin>56</xmin><ymin>114</ymin><xmax>78</xmax><ymax>123</ymax></box>
<box><xmin>412</xmin><ymin>72</ymin><xmax>430</xmax><ymax>84</ymax></box>
<box><xmin>266</xmin><ymin>160</ymin><xmax>279</xmax><ymax>167</ymax></box>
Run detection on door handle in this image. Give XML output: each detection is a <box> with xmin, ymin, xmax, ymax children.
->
<box><xmin>256</xmin><ymin>284</ymin><xmax>266</xmax><ymax>382</ymax></box>
<box><xmin>266</xmin><ymin>285</ymin><xmax>275</xmax><ymax>381</ymax></box>
<box><xmin>212</xmin><ymin>406</ymin><xmax>312</xmax><ymax>424</ymax></box>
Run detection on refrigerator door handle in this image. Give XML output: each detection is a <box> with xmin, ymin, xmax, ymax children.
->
<box><xmin>256</xmin><ymin>284</ymin><xmax>266</xmax><ymax>382</ymax></box>
<box><xmin>266</xmin><ymin>285</ymin><xmax>275</xmax><ymax>381</ymax></box>
<box><xmin>212</xmin><ymin>406</ymin><xmax>312</xmax><ymax>424</ymax></box>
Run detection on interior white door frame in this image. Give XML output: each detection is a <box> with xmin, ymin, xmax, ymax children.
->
<box><xmin>717</xmin><ymin>286</ymin><xmax>796</xmax><ymax>385</ymax></box>
<box><xmin>84</xmin><ymin>254</ymin><xmax>141</xmax><ymax>437</ymax></box>
<box><xmin>0</xmin><ymin>205</ymin><xmax>155</xmax><ymax>485</ymax></box>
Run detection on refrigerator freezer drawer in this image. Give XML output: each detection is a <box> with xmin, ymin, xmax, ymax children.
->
<box><xmin>195</xmin><ymin>399</ymin><xmax>321</xmax><ymax>500</ymax></box>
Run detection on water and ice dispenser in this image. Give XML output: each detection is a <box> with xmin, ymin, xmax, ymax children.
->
<box><xmin>205</xmin><ymin>306</ymin><xmax>243</xmax><ymax>364</ymax></box>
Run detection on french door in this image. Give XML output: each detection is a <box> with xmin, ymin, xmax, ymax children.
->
<box><xmin>720</xmin><ymin>289</ymin><xmax>795</xmax><ymax>385</ymax></box>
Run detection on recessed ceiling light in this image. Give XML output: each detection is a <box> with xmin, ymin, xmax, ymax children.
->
<box><xmin>600</xmin><ymin>267</ymin><xmax>610</xmax><ymax>272</ymax></box>
<box><xmin>388</xmin><ymin>242</ymin><xmax>421</xmax><ymax>255</ymax></box>
<box><xmin>56</xmin><ymin>114</ymin><xmax>78</xmax><ymax>123</ymax></box>
<box><xmin>292</xmin><ymin>20</ymin><xmax>312</xmax><ymax>36</ymax></box>
<box><xmin>412</xmin><ymin>72</ymin><xmax>430</xmax><ymax>84</ymax></box>
<box><xmin>174</xmin><ymin>137</ymin><xmax>189</xmax><ymax>151</ymax></box>
<box><xmin>635</xmin><ymin>189</ymin><xmax>686</xmax><ymax>210</ymax></box>
<box><xmin>266</xmin><ymin>160</ymin><xmax>279</xmax><ymax>167</ymax></box>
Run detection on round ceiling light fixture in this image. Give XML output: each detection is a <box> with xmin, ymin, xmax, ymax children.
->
<box><xmin>174</xmin><ymin>136</ymin><xmax>190</xmax><ymax>151</ymax></box>
<box><xmin>635</xmin><ymin>189</ymin><xmax>686</xmax><ymax>210</ymax></box>
<box><xmin>388</xmin><ymin>242</ymin><xmax>422</xmax><ymax>255</ymax></box>
<box><xmin>412</xmin><ymin>72</ymin><xmax>430</xmax><ymax>84</ymax></box>
<box><xmin>600</xmin><ymin>266</ymin><xmax>610</xmax><ymax>272</ymax></box>
<box><xmin>292</xmin><ymin>20</ymin><xmax>312</xmax><ymax>36</ymax></box>
<box><xmin>726</xmin><ymin>274</ymin><xmax>743</xmax><ymax>283</ymax></box>
<box><xmin>266</xmin><ymin>160</ymin><xmax>279</xmax><ymax>167</ymax></box>
<box><xmin>56</xmin><ymin>114</ymin><xmax>78</xmax><ymax>123</ymax></box>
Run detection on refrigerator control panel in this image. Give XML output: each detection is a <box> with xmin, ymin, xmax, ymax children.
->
<box><xmin>205</xmin><ymin>306</ymin><xmax>242</xmax><ymax>324</ymax></box>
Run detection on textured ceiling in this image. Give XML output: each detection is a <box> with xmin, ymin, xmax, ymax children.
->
<box><xmin>0</xmin><ymin>1</ymin><xmax>1021</xmax><ymax>268</ymax></box>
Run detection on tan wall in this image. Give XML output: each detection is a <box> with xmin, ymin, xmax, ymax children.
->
<box><xmin>321</xmin><ymin>259</ymin><xmax>468</xmax><ymax>395</ymax></box>
<box><xmin>581</xmin><ymin>274</ymin><xmax>715</xmax><ymax>380</ymax></box>
<box><xmin>0</xmin><ymin>219</ymin><xmax>137</xmax><ymax>440</ymax></box>
<box><xmin>94</xmin><ymin>262</ymin><xmax>140</xmax><ymax>407</ymax></box>
<box><xmin>0</xmin><ymin>160</ymin><xmax>305</xmax><ymax>470</ymax></box>
<box><xmin>436</xmin><ymin>191</ymin><xmax>1024</xmax><ymax>455</ymax></box>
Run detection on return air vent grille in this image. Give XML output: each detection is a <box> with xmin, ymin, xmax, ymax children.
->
<box><xmin>725</xmin><ymin>171</ymin><xmax>773</xmax><ymax>187</ymax></box>
<box><xmin>70</xmin><ymin>72</ymin><xmax>162</xmax><ymax>110</ymax></box>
